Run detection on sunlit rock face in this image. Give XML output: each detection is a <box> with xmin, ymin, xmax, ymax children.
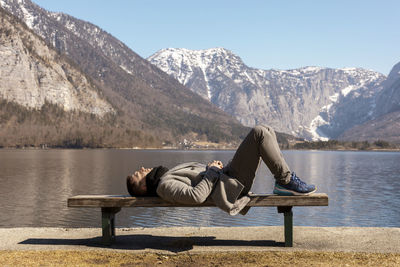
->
<box><xmin>0</xmin><ymin>5</ymin><xmax>113</xmax><ymax>116</ymax></box>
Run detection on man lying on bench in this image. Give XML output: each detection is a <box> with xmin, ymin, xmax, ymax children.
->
<box><xmin>126</xmin><ymin>125</ymin><xmax>317</xmax><ymax>216</ymax></box>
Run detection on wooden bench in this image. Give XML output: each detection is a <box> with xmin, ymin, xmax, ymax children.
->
<box><xmin>68</xmin><ymin>193</ymin><xmax>328</xmax><ymax>247</ymax></box>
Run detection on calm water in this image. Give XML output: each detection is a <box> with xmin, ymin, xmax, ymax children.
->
<box><xmin>0</xmin><ymin>149</ymin><xmax>399</xmax><ymax>228</ymax></box>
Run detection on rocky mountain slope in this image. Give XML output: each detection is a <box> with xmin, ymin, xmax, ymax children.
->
<box><xmin>339</xmin><ymin>62</ymin><xmax>400</xmax><ymax>142</ymax></box>
<box><xmin>0</xmin><ymin>7</ymin><xmax>113</xmax><ymax>116</ymax></box>
<box><xmin>0</xmin><ymin>7</ymin><xmax>157</xmax><ymax>148</ymax></box>
<box><xmin>0</xmin><ymin>0</ymin><xmax>249</xmax><ymax>145</ymax></box>
<box><xmin>148</xmin><ymin>48</ymin><xmax>386</xmax><ymax>141</ymax></box>
<box><xmin>338</xmin><ymin>110</ymin><xmax>400</xmax><ymax>143</ymax></box>
<box><xmin>374</xmin><ymin>62</ymin><xmax>400</xmax><ymax>116</ymax></box>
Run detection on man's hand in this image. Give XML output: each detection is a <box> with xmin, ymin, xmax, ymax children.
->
<box><xmin>207</xmin><ymin>160</ymin><xmax>223</xmax><ymax>169</ymax></box>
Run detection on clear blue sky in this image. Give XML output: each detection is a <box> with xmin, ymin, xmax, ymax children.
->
<box><xmin>33</xmin><ymin>0</ymin><xmax>399</xmax><ymax>75</ymax></box>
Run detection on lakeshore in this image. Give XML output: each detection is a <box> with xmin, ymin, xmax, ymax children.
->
<box><xmin>0</xmin><ymin>227</ymin><xmax>399</xmax><ymax>266</ymax></box>
<box><xmin>1</xmin><ymin>145</ymin><xmax>400</xmax><ymax>152</ymax></box>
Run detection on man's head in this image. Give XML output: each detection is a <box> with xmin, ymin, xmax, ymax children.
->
<box><xmin>126</xmin><ymin>167</ymin><xmax>152</xmax><ymax>196</ymax></box>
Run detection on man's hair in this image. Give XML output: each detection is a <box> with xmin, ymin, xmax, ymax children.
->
<box><xmin>126</xmin><ymin>175</ymin><xmax>146</xmax><ymax>196</ymax></box>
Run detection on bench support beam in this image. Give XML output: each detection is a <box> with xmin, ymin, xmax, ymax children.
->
<box><xmin>277</xmin><ymin>206</ymin><xmax>293</xmax><ymax>247</ymax></box>
<box><xmin>101</xmin><ymin>207</ymin><xmax>121</xmax><ymax>245</ymax></box>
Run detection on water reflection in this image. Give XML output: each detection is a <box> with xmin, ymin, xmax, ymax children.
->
<box><xmin>0</xmin><ymin>149</ymin><xmax>399</xmax><ymax>228</ymax></box>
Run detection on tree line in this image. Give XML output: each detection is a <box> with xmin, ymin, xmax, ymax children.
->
<box><xmin>0</xmin><ymin>100</ymin><xmax>159</xmax><ymax>148</ymax></box>
<box><xmin>0</xmin><ymin>99</ymin><xmax>249</xmax><ymax>149</ymax></box>
<box><xmin>290</xmin><ymin>139</ymin><xmax>398</xmax><ymax>150</ymax></box>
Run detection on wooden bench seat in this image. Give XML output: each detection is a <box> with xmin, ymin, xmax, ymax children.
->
<box><xmin>68</xmin><ymin>193</ymin><xmax>329</xmax><ymax>247</ymax></box>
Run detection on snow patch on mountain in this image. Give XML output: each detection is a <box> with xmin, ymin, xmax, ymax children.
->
<box><xmin>341</xmin><ymin>85</ymin><xmax>355</xmax><ymax>97</ymax></box>
<box><xmin>119</xmin><ymin>65</ymin><xmax>132</xmax><ymax>75</ymax></box>
<box><xmin>329</xmin><ymin>93</ymin><xmax>339</xmax><ymax>102</ymax></box>
<box><xmin>0</xmin><ymin>0</ymin><xmax>8</xmax><ymax>8</ymax></box>
<box><xmin>308</xmin><ymin>116</ymin><xmax>330</xmax><ymax>141</ymax></box>
<box><xmin>18</xmin><ymin>1</ymin><xmax>34</xmax><ymax>27</ymax></box>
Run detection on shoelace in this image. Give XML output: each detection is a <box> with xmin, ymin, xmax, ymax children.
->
<box><xmin>291</xmin><ymin>172</ymin><xmax>306</xmax><ymax>186</ymax></box>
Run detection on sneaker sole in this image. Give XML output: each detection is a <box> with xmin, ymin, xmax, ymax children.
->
<box><xmin>273</xmin><ymin>186</ymin><xmax>317</xmax><ymax>196</ymax></box>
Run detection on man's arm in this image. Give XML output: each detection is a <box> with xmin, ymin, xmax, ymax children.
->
<box><xmin>156</xmin><ymin>166</ymin><xmax>220</xmax><ymax>204</ymax></box>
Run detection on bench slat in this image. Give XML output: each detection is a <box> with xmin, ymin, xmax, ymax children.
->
<box><xmin>68</xmin><ymin>193</ymin><xmax>328</xmax><ymax>208</ymax></box>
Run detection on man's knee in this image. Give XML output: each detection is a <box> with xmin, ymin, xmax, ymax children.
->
<box><xmin>253</xmin><ymin>125</ymin><xmax>276</xmax><ymax>138</ymax></box>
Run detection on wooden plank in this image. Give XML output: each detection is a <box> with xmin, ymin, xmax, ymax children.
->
<box><xmin>68</xmin><ymin>193</ymin><xmax>328</xmax><ymax>208</ymax></box>
<box><xmin>249</xmin><ymin>193</ymin><xmax>328</xmax><ymax>207</ymax></box>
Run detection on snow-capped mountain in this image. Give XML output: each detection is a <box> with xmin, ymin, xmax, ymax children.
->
<box><xmin>148</xmin><ymin>48</ymin><xmax>386</xmax><ymax>140</ymax></box>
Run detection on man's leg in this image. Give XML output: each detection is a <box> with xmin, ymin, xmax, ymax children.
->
<box><xmin>224</xmin><ymin>125</ymin><xmax>291</xmax><ymax>195</ymax></box>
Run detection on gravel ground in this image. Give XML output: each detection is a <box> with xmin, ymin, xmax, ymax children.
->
<box><xmin>0</xmin><ymin>250</ymin><xmax>399</xmax><ymax>266</ymax></box>
<box><xmin>1</xmin><ymin>226</ymin><xmax>399</xmax><ymax>266</ymax></box>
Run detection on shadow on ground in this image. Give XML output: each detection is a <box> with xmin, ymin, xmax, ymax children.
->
<box><xmin>19</xmin><ymin>235</ymin><xmax>284</xmax><ymax>252</ymax></box>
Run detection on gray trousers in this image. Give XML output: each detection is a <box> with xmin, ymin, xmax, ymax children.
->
<box><xmin>224</xmin><ymin>125</ymin><xmax>291</xmax><ymax>195</ymax></box>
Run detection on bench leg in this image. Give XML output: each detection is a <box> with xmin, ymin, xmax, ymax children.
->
<box><xmin>277</xmin><ymin>206</ymin><xmax>293</xmax><ymax>247</ymax></box>
<box><xmin>101</xmin><ymin>207</ymin><xmax>121</xmax><ymax>245</ymax></box>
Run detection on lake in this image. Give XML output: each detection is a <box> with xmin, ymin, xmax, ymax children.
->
<box><xmin>0</xmin><ymin>149</ymin><xmax>399</xmax><ymax>228</ymax></box>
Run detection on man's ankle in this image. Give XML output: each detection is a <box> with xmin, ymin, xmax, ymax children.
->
<box><xmin>276</xmin><ymin>172</ymin><xmax>291</xmax><ymax>185</ymax></box>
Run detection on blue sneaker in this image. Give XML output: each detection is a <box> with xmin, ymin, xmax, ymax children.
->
<box><xmin>273</xmin><ymin>172</ymin><xmax>316</xmax><ymax>196</ymax></box>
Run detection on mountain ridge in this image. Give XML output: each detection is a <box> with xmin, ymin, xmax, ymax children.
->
<box><xmin>0</xmin><ymin>0</ymin><xmax>251</xmax><ymax>146</ymax></box>
<box><xmin>148</xmin><ymin>47</ymin><xmax>386</xmax><ymax>141</ymax></box>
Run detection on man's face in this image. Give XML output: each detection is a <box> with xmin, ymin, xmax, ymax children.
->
<box><xmin>131</xmin><ymin>167</ymin><xmax>152</xmax><ymax>194</ymax></box>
